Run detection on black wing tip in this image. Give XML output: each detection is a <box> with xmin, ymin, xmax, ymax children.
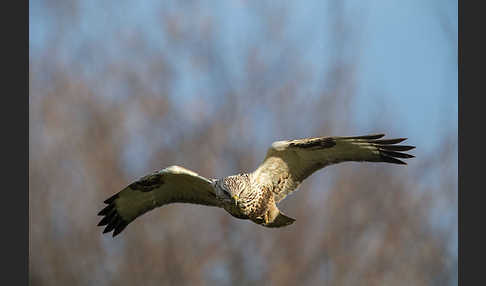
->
<box><xmin>97</xmin><ymin>204</ymin><xmax>114</xmax><ymax>216</ymax></box>
<box><xmin>98</xmin><ymin>212</ymin><xmax>129</xmax><ymax>237</ymax></box>
<box><xmin>98</xmin><ymin>193</ymin><xmax>129</xmax><ymax>237</ymax></box>
<box><xmin>378</xmin><ymin>145</ymin><xmax>415</xmax><ymax>151</ymax></box>
<box><xmin>342</xmin><ymin>134</ymin><xmax>415</xmax><ymax>165</ymax></box>
<box><xmin>381</xmin><ymin>155</ymin><xmax>408</xmax><ymax>165</ymax></box>
<box><xmin>372</xmin><ymin>138</ymin><xmax>407</xmax><ymax>144</ymax></box>
<box><xmin>103</xmin><ymin>193</ymin><xmax>119</xmax><ymax>204</ymax></box>
<box><xmin>112</xmin><ymin>221</ymin><xmax>128</xmax><ymax>237</ymax></box>
<box><xmin>381</xmin><ymin>150</ymin><xmax>415</xmax><ymax>159</ymax></box>
<box><xmin>347</xmin><ymin>133</ymin><xmax>385</xmax><ymax>140</ymax></box>
<box><xmin>378</xmin><ymin>145</ymin><xmax>415</xmax><ymax>165</ymax></box>
<box><xmin>97</xmin><ymin>216</ymin><xmax>109</xmax><ymax>226</ymax></box>
<box><xmin>367</xmin><ymin>136</ymin><xmax>416</xmax><ymax>164</ymax></box>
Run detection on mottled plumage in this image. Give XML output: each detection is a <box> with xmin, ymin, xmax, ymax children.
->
<box><xmin>98</xmin><ymin>134</ymin><xmax>415</xmax><ymax>237</ymax></box>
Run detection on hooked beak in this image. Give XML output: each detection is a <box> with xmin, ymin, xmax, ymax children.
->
<box><xmin>232</xmin><ymin>195</ymin><xmax>239</xmax><ymax>206</ymax></box>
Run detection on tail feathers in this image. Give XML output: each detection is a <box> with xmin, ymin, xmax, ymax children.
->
<box><xmin>262</xmin><ymin>212</ymin><xmax>296</xmax><ymax>228</ymax></box>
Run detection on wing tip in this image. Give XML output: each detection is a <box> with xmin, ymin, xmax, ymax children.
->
<box><xmin>98</xmin><ymin>193</ymin><xmax>129</xmax><ymax>238</ymax></box>
<box><xmin>378</xmin><ymin>145</ymin><xmax>416</xmax><ymax>151</ymax></box>
<box><xmin>103</xmin><ymin>193</ymin><xmax>119</xmax><ymax>204</ymax></box>
<box><xmin>381</xmin><ymin>155</ymin><xmax>408</xmax><ymax>165</ymax></box>
<box><xmin>381</xmin><ymin>150</ymin><xmax>415</xmax><ymax>159</ymax></box>
<box><xmin>99</xmin><ymin>213</ymin><xmax>129</xmax><ymax>237</ymax></box>
<box><xmin>112</xmin><ymin>221</ymin><xmax>128</xmax><ymax>237</ymax></box>
<box><xmin>372</xmin><ymin>138</ymin><xmax>407</xmax><ymax>144</ymax></box>
<box><xmin>345</xmin><ymin>134</ymin><xmax>415</xmax><ymax>165</ymax></box>
<box><xmin>345</xmin><ymin>133</ymin><xmax>385</xmax><ymax>140</ymax></box>
<box><xmin>375</xmin><ymin>137</ymin><xmax>415</xmax><ymax>164</ymax></box>
<box><xmin>97</xmin><ymin>204</ymin><xmax>114</xmax><ymax>216</ymax></box>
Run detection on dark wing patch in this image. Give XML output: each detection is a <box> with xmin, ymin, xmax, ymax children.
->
<box><xmin>129</xmin><ymin>173</ymin><xmax>164</xmax><ymax>192</ymax></box>
<box><xmin>288</xmin><ymin>137</ymin><xmax>336</xmax><ymax>149</ymax></box>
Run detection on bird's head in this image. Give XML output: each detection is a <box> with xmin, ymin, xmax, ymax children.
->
<box><xmin>215</xmin><ymin>176</ymin><xmax>245</xmax><ymax>206</ymax></box>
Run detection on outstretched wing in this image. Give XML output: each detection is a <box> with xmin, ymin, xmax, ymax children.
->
<box><xmin>97</xmin><ymin>165</ymin><xmax>220</xmax><ymax>237</ymax></box>
<box><xmin>252</xmin><ymin>134</ymin><xmax>415</xmax><ymax>203</ymax></box>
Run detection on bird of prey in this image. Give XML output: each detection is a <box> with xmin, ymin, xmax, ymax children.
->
<box><xmin>98</xmin><ymin>134</ymin><xmax>415</xmax><ymax>237</ymax></box>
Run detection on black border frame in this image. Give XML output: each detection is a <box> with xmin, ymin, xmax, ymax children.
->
<box><xmin>19</xmin><ymin>0</ymin><xmax>465</xmax><ymax>285</ymax></box>
<box><xmin>5</xmin><ymin>0</ymin><xmax>28</xmax><ymax>284</ymax></box>
<box><xmin>459</xmin><ymin>0</ymin><xmax>481</xmax><ymax>284</ymax></box>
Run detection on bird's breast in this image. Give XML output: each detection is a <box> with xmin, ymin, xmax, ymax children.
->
<box><xmin>239</xmin><ymin>184</ymin><xmax>273</xmax><ymax>219</ymax></box>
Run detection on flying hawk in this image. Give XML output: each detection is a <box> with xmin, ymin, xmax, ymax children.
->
<box><xmin>98</xmin><ymin>134</ymin><xmax>415</xmax><ymax>237</ymax></box>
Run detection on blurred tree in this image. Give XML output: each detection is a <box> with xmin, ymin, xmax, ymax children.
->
<box><xmin>29</xmin><ymin>0</ymin><xmax>457</xmax><ymax>285</ymax></box>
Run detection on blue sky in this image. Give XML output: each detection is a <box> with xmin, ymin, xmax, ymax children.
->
<box><xmin>355</xmin><ymin>0</ymin><xmax>457</xmax><ymax>150</ymax></box>
<box><xmin>29</xmin><ymin>0</ymin><xmax>457</xmax><ymax>157</ymax></box>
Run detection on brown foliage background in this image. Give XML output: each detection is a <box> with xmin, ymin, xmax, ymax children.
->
<box><xmin>29</xmin><ymin>1</ymin><xmax>457</xmax><ymax>285</ymax></box>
